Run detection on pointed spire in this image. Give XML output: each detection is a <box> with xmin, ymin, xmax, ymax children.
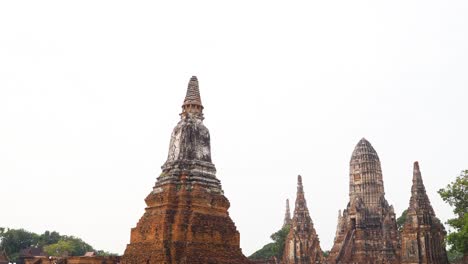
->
<box><xmin>181</xmin><ymin>76</ymin><xmax>204</xmax><ymax>119</ymax></box>
<box><xmin>412</xmin><ymin>161</ymin><xmax>423</xmax><ymax>185</ymax></box>
<box><xmin>333</xmin><ymin>210</ymin><xmax>344</xmax><ymax>240</ymax></box>
<box><xmin>297</xmin><ymin>175</ymin><xmax>304</xmax><ymax>194</ymax></box>
<box><xmin>283</xmin><ymin>175</ymin><xmax>323</xmax><ymax>264</ymax></box>
<box><xmin>293</xmin><ymin>175</ymin><xmax>310</xmax><ymax>221</ymax></box>
<box><xmin>409</xmin><ymin>161</ymin><xmax>434</xmax><ymax>215</ymax></box>
<box><xmin>184</xmin><ymin>76</ymin><xmax>202</xmax><ymax>106</ymax></box>
<box><xmin>411</xmin><ymin>161</ymin><xmax>425</xmax><ymax>194</ymax></box>
<box><xmin>283</xmin><ymin>199</ymin><xmax>292</xmax><ymax>227</ymax></box>
<box><xmin>401</xmin><ymin>161</ymin><xmax>448</xmax><ymax>263</ymax></box>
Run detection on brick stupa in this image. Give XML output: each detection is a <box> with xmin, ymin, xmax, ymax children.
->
<box><xmin>122</xmin><ymin>77</ymin><xmax>250</xmax><ymax>264</ymax></box>
<box><xmin>328</xmin><ymin>138</ymin><xmax>400</xmax><ymax>263</ymax></box>
<box><xmin>400</xmin><ymin>162</ymin><xmax>448</xmax><ymax>264</ymax></box>
<box><xmin>283</xmin><ymin>175</ymin><xmax>323</xmax><ymax>264</ymax></box>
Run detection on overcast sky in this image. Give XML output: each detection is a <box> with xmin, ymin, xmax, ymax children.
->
<box><xmin>1</xmin><ymin>0</ymin><xmax>467</xmax><ymax>257</ymax></box>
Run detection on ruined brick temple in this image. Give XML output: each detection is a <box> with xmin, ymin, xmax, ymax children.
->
<box><xmin>254</xmin><ymin>138</ymin><xmax>450</xmax><ymax>264</ymax></box>
<box><xmin>121</xmin><ymin>77</ymin><xmax>250</xmax><ymax>264</ymax></box>
<box><xmin>117</xmin><ymin>77</ymin><xmax>449</xmax><ymax>264</ymax></box>
<box><xmin>283</xmin><ymin>176</ymin><xmax>323</xmax><ymax>264</ymax></box>
<box><xmin>328</xmin><ymin>138</ymin><xmax>400</xmax><ymax>263</ymax></box>
<box><xmin>400</xmin><ymin>162</ymin><xmax>448</xmax><ymax>264</ymax></box>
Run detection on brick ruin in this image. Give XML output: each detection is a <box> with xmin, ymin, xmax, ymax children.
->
<box><xmin>327</xmin><ymin>138</ymin><xmax>400</xmax><ymax>264</ymax></box>
<box><xmin>115</xmin><ymin>77</ymin><xmax>449</xmax><ymax>263</ymax></box>
<box><xmin>283</xmin><ymin>175</ymin><xmax>323</xmax><ymax>264</ymax></box>
<box><xmin>400</xmin><ymin>162</ymin><xmax>449</xmax><ymax>264</ymax></box>
<box><xmin>121</xmin><ymin>76</ymin><xmax>250</xmax><ymax>264</ymax></box>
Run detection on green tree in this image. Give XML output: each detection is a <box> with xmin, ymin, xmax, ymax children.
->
<box><xmin>38</xmin><ymin>231</ymin><xmax>61</xmax><ymax>248</ymax></box>
<box><xmin>0</xmin><ymin>228</ymin><xmax>39</xmax><ymax>262</ymax></box>
<box><xmin>249</xmin><ymin>242</ymin><xmax>277</xmax><ymax>260</ymax></box>
<box><xmin>249</xmin><ymin>225</ymin><xmax>290</xmax><ymax>260</ymax></box>
<box><xmin>0</xmin><ymin>228</ymin><xmax>114</xmax><ymax>261</ymax></box>
<box><xmin>438</xmin><ymin>170</ymin><xmax>468</xmax><ymax>260</ymax></box>
<box><xmin>95</xmin><ymin>250</ymin><xmax>118</xmax><ymax>257</ymax></box>
<box><xmin>43</xmin><ymin>237</ymin><xmax>93</xmax><ymax>257</ymax></box>
<box><xmin>396</xmin><ymin>209</ymin><xmax>408</xmax><ymax>231</ymax></box>
<box><xmin>270</xmin><ymin>225</ymin><xmax>290</xmax><ymax>259</ymax></box>
<box><xmin>43</xmin><ymin>240</ymin><xmax>75</xmax><ymax>257</ymax></box>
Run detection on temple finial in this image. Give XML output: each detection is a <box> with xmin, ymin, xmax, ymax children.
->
<box><xmin>413</xmin><ymin>161</ymin><xmax>423</xmax><ymax>185</ymax></box>
<box><xmin>411</xmin><ymin>161</ymin><xmax>426</xmax><ymax>193</ymax></box>
<box><xmin>409</xmin><ymin>161</ymin><xmax>434</xmax><ymax>214</ymax></box>
<box><xmin>283</xmin><ymin>199</ymin><xmax>292</xmax><ymax>227</ymax></box>
<box><xmin>411</xmin><ymin>162</ymin><xmax>429</xmax><ymax>201</ymax></box>
<box><xmin>181</xmin><ymin>76</ymin><xmax>204</xmax><ymax>119</ymax></box>
<box><xmin>297</xmin><ymin>175</ymin><xmax>304</xmax><ymax>194</ymax></box>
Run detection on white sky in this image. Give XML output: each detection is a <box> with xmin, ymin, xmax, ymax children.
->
<box><xmin>1</xmin><ymin>0</ymin><xmax>467</xmax><ymax>257</ymax></box>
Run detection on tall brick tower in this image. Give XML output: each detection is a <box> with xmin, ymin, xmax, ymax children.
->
<box><xmin>122</xmin><ymin>76</ymin><xmax>250</xmax><ymax>264</ymax></box>
<box><xmin>401</xmin><ymin>162</ymin><xmax>448</xmax><ymax>264</ymax></box>
<box><xmin>283</xmin><ymin>175</ymin><xmax>323</xmax><ymax>264</ymax></box>
<box><xmin>328</xmin><ymin>138</ymin><xmax>399</xmax><ymax>264</ymax></box>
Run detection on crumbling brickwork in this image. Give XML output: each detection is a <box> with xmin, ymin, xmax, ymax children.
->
<box><xmin>328</xmin><ymin>138</ymin><xmax>400</xmax><ymax>264</ymax></box>
<box><xmin>283</xmin><ymin>175</ymin><xmax>323</xmax><ymax>264</ymax></box>
<box><xmin>121</xmin><ymin>77</ymin><xmax>250</xmax><ymax>264</ymax></box>
<box><xmin>400</xmin><ymin>162</ymin><xmax>448</xmax><ymax>264</ymax></box>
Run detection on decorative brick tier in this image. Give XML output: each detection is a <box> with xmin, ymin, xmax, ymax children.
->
<box><xmin>122</xmin><ymin>77</ymin><xmax>250</xmax><ymax>264</ymax></box>
<box><xmin>283</xmin><ymin>175</ymin><xmax>323</xmax><ymax>264</ymax></box>
<box><xmin>400</xmin><ymin>162</ymin><xmax>448</xmax><ymax>264</ymax></box>
<box><xmin>328</xmin><ymin>138</ymin><xmax>399</xmax><ymax>264</ymax></box>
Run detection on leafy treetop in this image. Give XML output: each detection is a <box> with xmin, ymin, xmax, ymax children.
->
<box><xmin>438</xmin><ymin>170</ymin><xmax>468</xmax><ymax>258</ymax></box>
<box><xmin>249</xmin><ymin>225</ymin><xmax>290</xmax><ymax>260</ymax></box>
<box><xmin>0</xmin><ymin>228</ymin><xmax>116</xmax><ymax>262</ymax></box>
